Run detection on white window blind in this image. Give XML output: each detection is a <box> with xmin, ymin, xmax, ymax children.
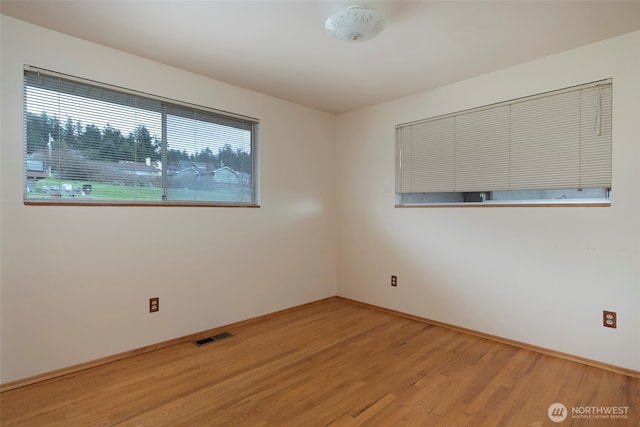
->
<box><xmin>397</xmin><ymin>117</ymin><xmax>455</xmax><ymax>193</ymax></box>
<box><xmin>455</xmin><ymin>105</ymin><xmax>511</xmax><ymax>191</ymax></box>
<box><xmin>396</xmin><ymin>80</ymin><xmax>612</xmax><ymax>195</ymax></box>
<box><xmin>23</xmin><ymin>66</ymin><xmax>258</xmax><ymax>206</ymax></box>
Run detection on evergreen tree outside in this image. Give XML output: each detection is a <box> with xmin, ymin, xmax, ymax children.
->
<box><xmin>26</xmin><ymin>112</ymin><xmax>249</xmax><ymax>177</ymax></box>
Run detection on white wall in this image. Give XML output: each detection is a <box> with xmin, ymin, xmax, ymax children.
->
<box><xmin>2</xmin><ymin>16</ymin><xmax>638</xmax><ymax>385</ymax></box>
<box><xmin>0</xmin><ymin>16</ymin><xmax>337</xmax><ymax>384</ymax></box>
<box><xmin>336</xmin><ymin>31</ymin><xmax>640</xmax><ymax>371</ymax></box>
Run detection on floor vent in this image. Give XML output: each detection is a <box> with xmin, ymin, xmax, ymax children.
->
<box><xmin>194</xmin><ymin>332</ymin><xmax>234</xmax><ymax>347</ymax></box>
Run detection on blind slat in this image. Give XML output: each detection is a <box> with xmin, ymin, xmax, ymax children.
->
<box><xmin>406</xmin><ymin>117</ymin><xmax>455</xmax><ymax>192</ymax></box>
<box><xmin>455</xmin><ymin>105</ymin><xmax>510</xmax><ymax>191</ymax></box>
<box><xmin>510</xmin><ymin>90</ymin><xmax>581</xmax><ymax>190</ymax></box>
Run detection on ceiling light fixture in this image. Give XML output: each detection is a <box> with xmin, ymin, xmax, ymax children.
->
<box><xmin>324</xmin><ymin>5</ymin><xmax>385</xmax><ymax>42</ymax></box>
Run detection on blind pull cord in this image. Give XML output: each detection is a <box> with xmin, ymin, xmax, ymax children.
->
<box><xmin>594</xmin><ymin>86</ymin><xmax>602</xmax><ymax>136</ymax></box>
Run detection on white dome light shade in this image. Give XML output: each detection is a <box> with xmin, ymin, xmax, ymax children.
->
<box><xmin>324</xmin><ymin>5</ymin><xmax>385</xmax><ymax>42</ymax></box>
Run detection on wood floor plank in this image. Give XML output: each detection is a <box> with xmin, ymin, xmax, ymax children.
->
<box><xmin>1</xmin><ymin>298</ymin><xmax>637</xmax><ymax>426</ymax></box>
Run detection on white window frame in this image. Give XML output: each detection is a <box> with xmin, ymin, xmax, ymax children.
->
<box><xmin>23</xmin><ymin>66</ymin><xmax>259</xmax><ymax>207</ymax></box>
<box><xmin>396</xmin><ymin>79</ymin><xmax>612</xmax><ymax>207</ymax></box>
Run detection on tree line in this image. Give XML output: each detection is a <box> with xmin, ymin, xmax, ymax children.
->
<box><xmin>26</xmin><ymin>112</ymin><xmax>252</xmax><ymax>174</ymax></box>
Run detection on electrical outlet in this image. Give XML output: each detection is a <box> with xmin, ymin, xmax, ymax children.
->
<box><xmin>150</xmin><ymin>297</ymin><xmax>159</xmax><ymax>313</ymax></box>
<box><xmin>603</xmin><ymin>310</ymin><xmax>616</xmax><ymax>328</ymax></box>
<box><xmin>391</xmin><ymin>275</ymin><xmax>397</xmax><ymax>287</ymax></box>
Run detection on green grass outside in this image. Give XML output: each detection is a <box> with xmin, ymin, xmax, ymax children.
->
<box><xmin>28</xmin><ymin>177</ymin><xmax>161</xmax><ymax>200</ymax></box>
<box><xmin>27</xmin><ymin>177</ymin><xmax>251</xmax><ymax>202</ymax></box>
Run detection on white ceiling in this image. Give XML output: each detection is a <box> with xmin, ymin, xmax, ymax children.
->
<box><xmin>3</xmin><ymin>1</ymin><xmax>640</xmax><ymax>114</ymax></box>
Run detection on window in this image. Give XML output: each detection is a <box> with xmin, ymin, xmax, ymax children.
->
<box><xmin>396</xmin><ymin>80</ymin><xmax>612</xmax><ymax>206</ymax></box>
<box><xmin>24</xmin><ymin>66</ymin><xmax>259</xmax><ymax>206</ymax></box>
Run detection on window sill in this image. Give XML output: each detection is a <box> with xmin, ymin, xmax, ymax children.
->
<box><xmin>396</xmin><ymin>200</ymin><xmax>611</xmax><ymax>208</ymax></box>
<box><xmin>24</xmin><ymin>200</ymin><xmax>260</xmax><ymax>208</ymax></box>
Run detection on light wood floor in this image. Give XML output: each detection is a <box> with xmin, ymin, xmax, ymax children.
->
<box><xmin>1</xmin><ymin>298</ymin><xmax>638</xmax><ymax>426</ymax></box>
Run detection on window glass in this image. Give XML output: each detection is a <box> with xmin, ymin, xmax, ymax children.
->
<box><xmin>24</xmin><ymin>67</ymin><xmax>258</xmax><ymax>206</ymax></box>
